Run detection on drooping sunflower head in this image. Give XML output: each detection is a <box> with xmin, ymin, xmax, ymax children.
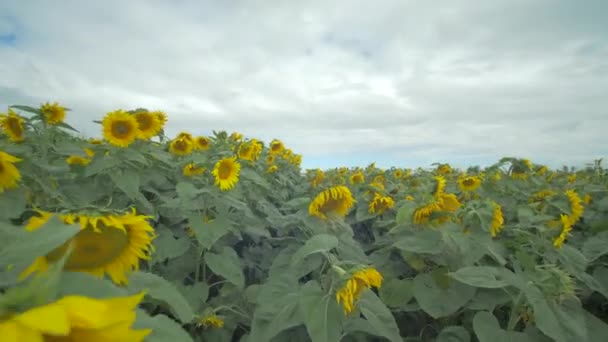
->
<box><xmin>134</xmin><ymin>111</ymin><xmax>162</xmax><ymax>140</ymax></box>
<box><xmin>434</xmin><ymin>175</ymin><xmax>447</xmax><ymax>197</ymax></box>
<box><xmin>309</xmin><ymin>185</ymin><xmax>355</xmax><ymax>220</ymax></box>
<box><xmin>0</xmin><ymin>109</ymin><xmax>25</xmax><ymax>142</ymax></box>
<box><xmin>21</xmin><ymin>209</ymin><xmax>156</xmax><ymax>285</ymax></box>
<box><xmin>489</xmin><ymin>201</ymin><xmax>504</xmax><ymax>237</ymax></box>
<box><xmin>195</xmin><ymin>136</ymin><xmax>211</xmax><ymax>150</ymax></box>
<box><xmin>350</xmin><ymin>172</ymin><xmax>365</xmax><ymax>184</ymax></box>
<box><xmin>437</xmin><ymin>193</ymin><xmax>461</xmax><ymax>212</ymax></box>
<box><xmin>169</xmin><ymin>136</ymin><xmax>194</xmax><ymax>156</ymax></box>
<box><xmin>368</xmin><ymin>193</ymin><xmax>395</xmax><ymax>214</ymax></box>
<box><xmin>102</xmin><ymin>110</ymin><xmax>140</xmax><ymax>147</ymax></box>
<box><xmin>40</xmin><ymin>101</ymin><xmax>67</xmax><ymax>125</ymax></box>
<box><xmin>212</xmin><ymin>157</ymin><xmax>241</xmax><ymax>191</ymax></box>
<box><xmin>237</xmin><ymin>142</ymin><xmax>255</xmax><ymax>161</ymax></box>
<box><xmin>564</xmin><ymin>189</ymin><xmax>584</xmax><ymax>224</ymax></box>
<box><xmin>0</xmin><ymin>292</ymin><xmax>151</xmax><ymax>341</ymax></box>
<box><xmin>413</xmin><ymin>200</ymin><xmax>442</xmax><ymax>224</ymax></box>
<box><xmin>269</xmin><ymin>139</ymin><xmax>284</xmax><ymax>154</ymax></box>
<box><xmin>457</xmin><ymin>175</ymin><xmax>482</xmax><ymax>192</ymax></box>
<box><xmin>335</xmin><ymin>267</ymin><xmax>383</xmax><ymax>314</ymax></box>
<box><xmin>553</xmin><ymin>214</ymin><xmax>572</xmax><ymax>249</ymax></box>
<box><xmin>0</xmin><ymin>150</ymin><xmax>22</xmax><ymax>192</ymax></box>
<box><xmin>183</xmin><ymin>163</ymin><xmax>205</xmax><ymax>176</ymax></box>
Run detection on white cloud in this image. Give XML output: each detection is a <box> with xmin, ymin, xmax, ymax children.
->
<box><xmin>0</xmin><ymin>0</ymin><xmax>607</xmax><ymax>169</ymax></box>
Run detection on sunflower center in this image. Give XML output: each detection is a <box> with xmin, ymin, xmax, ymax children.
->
<box><xmin>7</xmin><ymin>118</ymin><xmax>23</xmax><ymax>136</ymax></box>
<box><xmin>463</xmin><ymin>179</ymin><xmax>475</xmax><ymax>186</ymax></box>
<box><xmin>271</xmin><ymin>144</ymin><xmax>280</xmax><ymax>152</ymax></box>
<box><xmin>46</xmin><ymin>224</ymin><xmax>129</xmax><ymax>270</ymax></box>
<box><xmin>111</xmin><ymin>121</ymin><xmax>132</xmax><ymax>138</ymax></box>
<box><xmin>136</xmin><ymin>114</ymin><xmax>153</xmax><ymax>130</ymax></box>
<box><xmin>175</xmin><ymin>139</ymin><xmax>188</xmax><ymax>151</ymax></box>
<box><xmin>218</xmin><ymin>162</ymin><xmax>232</xmax><ymax>179</ymax></box>
<box><xmin>198</xmin><ymin>138</ymin><xmax>208</xmax><ymax>147</ymax></box>
<box><xmin>0</xmin><ymin>162</ymin><xmax>4</xmax><ymax>173</ymax></box>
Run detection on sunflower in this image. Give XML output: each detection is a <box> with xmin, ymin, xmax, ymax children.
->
<box><xmin>567</xmin><ymin>174</ymin><xmax>577</xmax><ymax>184</ymax></box>
<box><xmin>66</xmin><ymin>155</ymin><xmax>91</xmax><ymax>166</ymax></box>
<box><xmin>368</xmin><ymin>193</ymin><xmax>395</xmax><ymax>214</ymax></box>
<box><xmin>437</xmin><ymin>164</ymin><xmax>452</xmax><ymax>175</ymax></box>
<box><xmin>309</xmin><ymin>185</ymin><xmax>355</xmax><ymax>220</ymax></box>
<box><xmin>564</xmin><ymin>189</ymin><xmax>584</xmax><ymax>225</ymax></box>
<box><xmin>39</xmin><ymin>101</ymin><xmax>66</xmax><ymax>125</ymax></box>
<box><xmin>183</xmin><ymin>163</ymin><xmax>205</xmax><ymax>176</ymax></box>
<box><xmin>195</xmin><ymin>136</ymin><xmax>211</xmax><ymax>150</ymax></box>
<box><xmin>511</xmin><ymin>171</ymin><xmax>528</xmax><ymax>180</ymax></box>
<box><xmin>434</xmin><ymin>175</ymin><xmax>447</xmax><ymax>197</ymax></box>
<box><xmin>530</xmin><ymin>189</ymin><xmax>556</xmax><ymax>202</ymax></box>
<box><xmin>373</xmin><ymin>174</ymin><xmax>385</xmax><ymax>184</ymax></box>
<box><xmin>489</xmin><ymin>202</ymin><xmax>504</xmax><ymax>237</ymax></box>
<box><xmin>21</xmin><ymin>209</ymin><xmax>156</xmax><ymax>285</ymax></box>
<box><xmin>0</xmin><ymin>109</ymin><xmax>25</xmax><ymax>142</ymax></box>
<box><xmin>0</xmin><ymin>292</ymin><xmax>150</xmax><ymax>341</ymax></box>
<box><xmin>291</xmin><ymin>154</ymin><xmax>302</xmax><ymax>166</ymax></box>
<box><xmin>536</xmin><ymin>165</ymin><xmax>549</xmax><ymax>176</ymax></box>
<box><xmin>282</xmin><ymin>148</ymin><xmax>293</xmax><ymax>159</ymax></box>
<box><xmin>393</xmin><ymin>169</ymin><xmax>403</xmax><ymax>178</ymax></box>
<box><xmin>437</xmin><ymin>193</ymin><xmax>461</xmax><ymax>212</ymax></box>
<box><xmin>266</xmin><ymin>154</ymin><xmax>275</xmax><ymax>164</ymax></box>
<box><xmin>102</xmin><ymin>110</ymin><xmax>139</xmax><ymax>147</ymax></box>
<box><xmin>153</xmin><ymin>110</ymin><xmax>168</xmax><ymax>126</ymax></box>
<box><xmin>0</xmin><ymin>150</ymin><xmax>22</xmax><ymax>192</ymax></box>
<box><xmin>457</xmin><ymin>175</ymin><xmax>482</xmax><ymax>192</ymax></box>
<box><xmin>251</xmin><ymin>139</ymin><xmax>263</xmax><ymax>160</ymax></box>
<box><xmin>553</xmin><ymin>214</ymin><xmax>572</xmax><ymax>248</ymax></box>
<box><xmin>405</xmin><ymin>195</ymin><xmax>415</xmax><ymax>201</ymax></box>
<box><xmin>230</xmin><ymin>132</ymin><xmax>243</xmax><ymax>141</ymax></box>
<box><xmin>177</xmin><ymin>132</ymin><xmax>194</xmax><ymax>142</ymax></box>
<box><xmin>267</xmin><ymin>165</ymin><xmax>278</xmax><ymax>173</ymax></box>
<box><xmin>350</xmin><ymin>172</ymin><xmax>365</xmax><ymax>184</ymax></box>
<box><xmin>311</xmin><ymin>169</ymin><xmax>325</xmax><ymax>188</ymax></box>
<box><xmin>212</xmin><ymin>157</ymin><xmax>241</xmax><ymax>191</ymax></box>
<box><xmin>269</xmin><ymin>139</ymin><xmax>284</xmax><ymax>154</ymax></box>
<box><xmin>89</xmin><ymin>138</ymin><xmax>103</xmax><ymax>145</ymax></box>
<box><xmin>335</xmin><ymin>267</ymin><xmax>383</xmax><ymax>314</ymax></box>
<box><xmin>169</xmin><ymin>136</ymin><xmax>194</xmax><ymax>156</ymax></box>
<box><xmin>134</xmin><ymin>111</ymin><xmax>162</xmax><ymax>140</ymax></box>
<box><xmin>237</xmin><ymin>143</ymin><xmax>255</xmax><ymax>161</ymax></box>
<box><xmin>413</xmin><ymin>201</ymin><xmax>442</xmax><ymax>224</ymax></box>
<box><xmin>198</xmin><ymin>314</ymin><xmax>224</xmax><ymax>329</ymax></box>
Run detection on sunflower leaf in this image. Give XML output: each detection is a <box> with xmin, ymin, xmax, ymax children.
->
<box><xmin>134</xmin><ymin>310</ymin><xmax>194</xmax><ymax>342</ymax></box>
<box><xmin>205</xmin><ymin>247</ymin><xmax>245</xmax><ymax>289</ymax></box>
<box><xmin>128</xmin><ymin>272</ymin><xmax>195</xmax><ymax>323</ymax></box>
<box><xmin>291</xmin><ymin>234</ymin><xmax>339</xmax><ymax>266</ymax></box>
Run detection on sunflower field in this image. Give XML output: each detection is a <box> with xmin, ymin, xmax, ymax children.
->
<box><xmin>1</xmin><ymin>103</ymin><xmax>608</xmax><ymax>342</ymax></box>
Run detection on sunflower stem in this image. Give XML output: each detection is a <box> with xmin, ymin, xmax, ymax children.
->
<box><xmin>507</xmin><ymin>291</ymin><xmax>523</xmax><ymax>331</ymax></box>
<box><xmin>195</xmin><ymin>247</ymin><xmax>204</xmax><ymax>282</ymax></box>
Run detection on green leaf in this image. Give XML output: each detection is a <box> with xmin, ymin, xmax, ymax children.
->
<box><xmin>582</xmin><ymin>231</ymin><xmax>608</xmax><ymax>261</ymax></box>
<box><xmin>84</xmin><ymin>154</ymin><xmax>120</xmax><ymax>176</ymax></box>
<box><xmin>9</xmin><ymin>105</ymin><xmax>42</xmax><ymax>115</ymax></box>
<box><xmin>109</xmin><ymin>169</ymin><xmax>154</xmax><ymax>213</ymax></box>
<box><xmin>291</xmin><ymin>234</ymin><xmax>339</xmax><ymax>266</ymax></box>
<box><xmin>128</xmin><ymin>272</ymin><xmax>195</xmax><ymax>323</ymax></box>
<box><xmin>357</xmin><ymin>290</ymin><xmax>402</xmax><ymax>342</ymax></box>
<box><xmin>466</xmin><ymin>289</ymin><xmax>511</xmax><ymax>311</ymax></box>
<box><xmin>0</xmin><ymin>216</ymin><xmax>80</xmax><ymax>267</ymax></box>
<box><xmin>393</xmin><ymin>230</ymin><xmax>444</xmax><ymax>254</ymax></box>
<box><xmin>473</xmin><ymin>311</ymin><xmax>502</xmax><ymax>342</ymax></box>
<box><xmin>150</xmin><ymin>226</ymin><xmax>191</xmax><ymax>263</ymax></box>
<box><xmin>58</xmin><ymin>272</ymin><xmax>127</xmax><ymax>298</ymax></box>
<box><xmin>0</xmin><ymin>189</ymin><xmax>26</xmax><ymax>219</ymax></box>
<box><xmin>395</xmin><ymin>201</ymin><xmax>417</xmax><ymax>225</ymax></box>
<box><xmin>449</xmin><ymin>266</ymin><xmax>510</xmax><ymax>288</ymax></box>
<box><xmin>205</xmin><ymin>247</ymin><xmax>245</xmax><ymax>289</ymax></box>
<box><xmin>188</xmin><ymin>214</ymin><xmax>233</xmax><ymax>250</ymax></box>
<box><xmin>299</xmin><ymin>281</ymin><xmax>344</xmax><ymax>342</ymax></box>
<box><xmin>437</xmin><ymin>326</ymin><xmax>471</xmax><ymax>342</ymax></box>
<box><xmin>413</xmin><ymin>271</ymin><xmax>476</xmax><ymax>318</ymax></box>
<box><xmin>242</xmin><ymin>167</ymin><xmax>271</xmax><ymax>190</ymax></box>
<box><xmin>176</xmin><ymin>281</ymin><xmax>209</xmax><ymax>313</ymax></box>
<box><xmin>134</xmin><ymin>310</ymin><xmax>193</xmax><ymax>342</ymax></box>
<box><xmin>379</xmin><ymin>278</ymin><xmax>414</xmax><ymax>309</ymax></box>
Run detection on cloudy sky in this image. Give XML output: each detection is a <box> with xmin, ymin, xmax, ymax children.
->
<box><xmin>1</xmin><ymin>0</ymin><xmax>607</xmax><ymax>170</ymax></box>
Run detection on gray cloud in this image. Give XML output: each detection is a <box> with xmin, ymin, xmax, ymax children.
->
<box><xmin>0</xmin><ymin>0</ymin><xmax>607</xmax><ymax>169</ymax></box>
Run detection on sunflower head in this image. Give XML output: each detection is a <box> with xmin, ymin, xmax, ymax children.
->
<box><xmin>102</xmin><ymin>110</ymin><xmax>140</xmax><ymax>147</ymax></box>
<box><xmin>169</xmin><ymin>136</ymin><xmax>194</xmax><ymax>156</ymax></box>
<box><xmin>198</xmin><ymin>314</ymin><xmax>225</xmax><ymax>329</ymax></box>
<box><xmin>66</xmin><ymin>155</ymin><xmax>91</xmax><ymax>166</ymax></box>
<box><xmin>434</xmin><ymin>175</ymin><xmax>447</xmax><ymax>197</ymax></box>
<box><xmin>0</xmin><ymin>150</ymin><xmax>22</xmax><ymax>192</ymax></box>
<box><xmin>153</xmin><ymin>110</ymin><xmax>168</xmax><ymax>126</ymax></box>
<box><xmin>0</xmin><ymin>109</ymin><xmax>25</xmax><ymax>142</ymax></box>
<box><xmin>457</xmin><ymin>175</ymin><xmax>482</xmax><ymax>192</ymax></box>
<box><xmin>368</xmin><ymin>193</ymin><xmax>395</xmax><ymax>214</ymax></box>
<box><xmin>564</xmin><ymin>189</ymin><xmax>584</xmax><ymax>224</ymax></box>
<box><xmin>489</xmin><ymin>201</ymin><xmax>504</xmax><ymax>237</ymax></box>
<box><xmin>212</xmin><ymin>157</ymin><xmax>241</xmax><ymax>191</ymax></box>
<box><xmin>269</xmin><ymin>139</ymin><xmax>284</xmax><ymax>154</ymax></box>
<box><xmin>21</xmin><ymin>209</ymin><xmax>156</xmax><ymax>285</ymax></box>
<box><xmin>291</xmin><ymin>154</ymin><xmax>302</xmax><ymax>166</ymax></box>
<box><xmin>230</xmin><ymin>132</ymin><xmax>243</xmax><ymax>141</ymax></box>
<box><xmin>183</xmin><ymin>163</ymin><xmax>205</xmax><ymax>176</ymax></box>
<box><xmin>266</xmin><ymin>154</ymin><xmax>275</xmax><ymax>164</ymax></box>
<box><xmin>134</xmin><ymin>111</ymin><xmax>162</xmax><ymax>140</ymax></box>
<box><xmin>311</xmin><ymin>169</ymin><xmax>325</xmax><ymax>188</ymax></box>
<box><xmin>335</xmin><ymin>267</ymin><xmax>383</xmax><ymax>314</ymax></box>
<box><xmin>393</xmin><ymin>169</ymin><xmax>403</xmax><ymax>179</ymax></box>
<box><xmin>237</xmin><ymin>142</ymin><xmax>255</xmax><ymax>161</ymax></box>
<box><xmin>437</xmin><ymin>164</ymin><xmax>452</xmax><ymax>175</ymax></box>
<box><xmin>40</xmin><ymin>101</ymin><xmax>67</xmax><ymax>125</ymax></box>
<box><xmin>195</xmin><ymin>136</ymin><xmax>211</xmax><ymax>150</ymax></box>
<box><xmin>350</xmin><ymin>172</ymin><xmax>365</xmax><ymax>184</ymax></box>
<box><xmin>267</xmin><ymin>165</ymin><xmax>278</xmax><ymax>173</ymax></box>
<box><xmin>309</xmin><ymin>185</ymin><xmax>355</xmax><ymax>220</ymax></box>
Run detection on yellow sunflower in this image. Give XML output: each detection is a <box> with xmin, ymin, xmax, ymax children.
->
<box><xmin>21</xmin><ymin>209</ymin><xmax>156</xmax><ymax>285</ymax></box>
<box><xmin>457</xmin><ymin>175</ymin><xmax>482</xmax><ymax>192</ymax></box>
<box><xmin>195</xmin><ymin>136</ymin><xmax>211</xmax><ymax>150</ymax></box>
<box><xmin>405</xmin><ymin>195</ymin><xmax>415</xmax><ymax>201</ymax></box>
<box><xmin>434</xmin><ymin>175</ymin><xmax>447</xmax><ymax>197</ymax></box>
<box><xmin>393</xmin><ymin>169</ymin><xmax>403</xmax><ymax>178</ymax></box>
<box><xmin>335</xmin><ymin>267</ymin><xmax>383</xmax><ymax>314</ymax></box>
<box><xmin>269</xmin><ymin>139</ymin><xmax>284</xmax><ymax>154</ymax></box>
<box><xmin>553</xmin><ymin>214</ymin><xmax>572</xmax><ymax>248</ymax></box>
<box><xmin>368</xmin><ymin>193</ymin><xmax>395</xmax><ymax>214</ymax></box>
<box><xmin>266</xmin><ymin>154</ymin><xmax>275</xmax><ymax>164</ymax></box>
<box><xmin>564</xmin><ymin>189</ymin><xmax>584</xmax><ymax>225</ymax></box>
<box><xmin>267</xmin><ymin>165</ymin><xmax>278</xmax><ymax>173</ymax></box>
<box><xmin>183</xmin><ymin>163</ymin><xmax>205</xmax><ymax>176</ymax></box>
<box><xmin>350</xmin><ymin>172</ymin><xmax>364</xmax><ymax>184</ymax></box>
<box><xmin>237</xmin><ymin>143</ymin><xmax>255</xmax><ymax>161</ymax></box>
<box><xmin>312</xmin><ymin>169</ymin><xmax>325</xmax><ymax>188</ymax></box>
<box><xmin>169</xmin><ymin>136</ymin><xmax>194</xmax><ymax>156</ymax></box>
<box><xmin>39</xmin><ymin>101</ymin><xmax>66</xmax><ymax>125</ymax></box>
<box><xmin>230</xmin><ymin>132</ymin><xmax>243</xmax><ymax>141</ymax></box>
<box><xmin>309</xmin><ymin>185</ymin><xmax>355</xmax><ymax>220</ymax></box>
<box><xmin>89</xmin><ymin>138</ymin><xmax>103</xmax><ymax>145</ymax></box>
<box><xmin>0</xmin><ymin>292</ymin><xmax>150</xmax><ymax>341</ymax></box>
<box><xmin>134</xmin><ymin>111</ymin><xmax>162</xmax><ymax>140</ymax></box>
<box><xmin>536</xmin><ymin>165</ymin><xmax>549</xmax><ymax>176</ymax></box>
<box><xmin>0</xmin><ymin>109</ymin><xmax>25</xmax><ymax>142</ymax></box>
<box><xmin>530</xmin><ymin>189</ymin><xmax>557</xmax><ymax>202</ymax></box>
<box><xmin>198</xmin><ymin>314</ymin><xmax>224</xmax><ymax>329</ymax></box>
<box><xmin>212</xmin><ymin>157</ymin><xmax>241</xmax><ymax>191</ymax></box>
<box><xmin>153</xmin><ymin>110</ymin><xmax>168</xmax><ymax>126</ymax></box>
<box><xmin>66</xmin><ymin>155</ymin><xmax>91</xmax><ymax>166</ymax></box>
<box><xmin>413</xmin><ymin>201</ymin><xmax>442</xmax><ymax>224</ymax></box>
<box><xmin>102</xmin><ymin>110</ymin><xmax>139</xmax><ymax>147</ymax></box>
<box><xmin>437</xmin><ymin>164</ymin><xmax>452</xmax><ymax>175</ymax></box>
<box><xmin>489</xmin><ymin>202</ymin><xmax>504</xmax><ymax>237</ymax></box>
<box><xmin>251</xmin><ymin>139</ymin><xmax>263</xmax><ymax>160</ymax></box>
<box><xmin>282</xmin><ymin>148</ymin><xmax>293</xmax><ymax>159</ymax></box>
<box><xmin>0</xmin><ymin>150</ymin><xmax>22</xmax><ymax>192</ymax></box>
<box><xmin>373</xmin><ymin>174</ymin><xmax>385</xmax><ymax>184</ymax></box>
<box><xmin>291</xmin><ymin>154</ymin><xmax>302</xmax><ymax>166</ymax></box>
<box><xmin>437</xmin><ymin>193</ymin><xmax>461</xmax><ymax>212</ymax></box>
